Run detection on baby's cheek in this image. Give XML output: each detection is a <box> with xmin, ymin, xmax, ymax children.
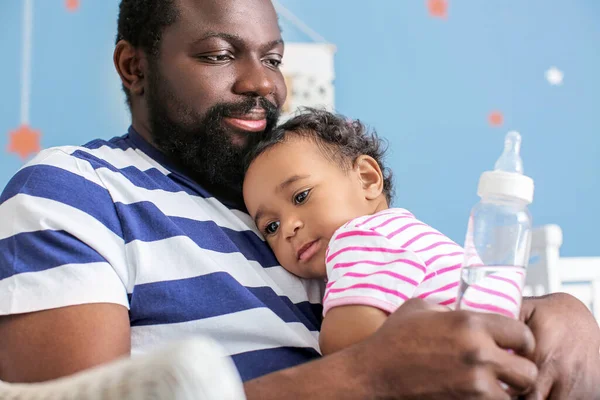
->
<box><xmin>273</xmin><ymin>245</ymin><xmax>293</xmax><ymax>269</ymax></box>
<box><xmin>320</xmin><ymin>219</ymin><xmax>341</xmax><ymax>241</ymax></box>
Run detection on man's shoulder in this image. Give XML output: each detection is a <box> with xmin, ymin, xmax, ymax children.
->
<box><xmin>82</xmin><ymin>134</ymin><xmax>132</xmax><ymax>152</ymax></box>
<box><xmin>0</xmin><ymin>133</ymin><xmax>156</xmax><ymax>205</ymax></box>
<box><xmin>17</xmin><ymin>133</ymin><xmax>135</xmax><ymax>171</ymax></box>
<box><xmin>8</xmin><ymin>132</ymin><xmax>166</xmax><ymax>186</ymax></box>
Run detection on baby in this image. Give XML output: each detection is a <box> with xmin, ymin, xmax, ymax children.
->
<box><xmin>242</xmin><ymin>109</ymin><xmax>464</xmax><ymax>355</ymax></box>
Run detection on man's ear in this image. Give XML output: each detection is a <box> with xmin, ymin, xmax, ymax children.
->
<box><xmin>354</xmin><ymin>155</ymin><xmax>384</xmax><ymax>200</ymax></box>
<box><xmin>113</xmin><ymin>40</ymin><xmax>147</xmax><ymax>98</ymax></box>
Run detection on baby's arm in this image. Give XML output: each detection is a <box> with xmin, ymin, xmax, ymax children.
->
<box><xmin>320</xmin><ymin>225</ymin><xmax>428</xmax><ymax>355</ymax></box>
<box><xmin>319</xmin><ymin>305</ymin><xmax>387</xmax><ymax>355</ymax></box>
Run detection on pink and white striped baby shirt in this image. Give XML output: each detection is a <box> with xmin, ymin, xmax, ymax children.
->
<box><xmin>323</xmin><ymin>208</ymin><xmax>463</xmax><ymax>316</ymax></box>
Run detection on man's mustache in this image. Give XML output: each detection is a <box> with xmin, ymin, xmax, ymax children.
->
<box><xmin>213</xmin><ymin>97</ymin><xmax>279</xmax><ymax>119</ymax></box>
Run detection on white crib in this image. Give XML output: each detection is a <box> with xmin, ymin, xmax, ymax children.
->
<box><xmin>525</xmin><ymin>224</ymin><xmax>600</xmax><ymax>320</ymax></box>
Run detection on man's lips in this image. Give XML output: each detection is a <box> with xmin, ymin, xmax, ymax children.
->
<box><xmin>223</xmin><ymin>109</ymin><xmax>268</xmax><ymax>132</ymax></box>
<box><xmin>296</xmin><ymin>240</ymin><xmax>321</xmax><ymax>262</ymax></box>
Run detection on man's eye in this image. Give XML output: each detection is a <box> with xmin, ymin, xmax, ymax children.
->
<box><xmin>264</xmin><ymin>58</ymin><xmax>282</xmax><ymax>68</ymax></box>
<box><xmin>294</xmin><ymin>190</ymin><xmax>310</xmax><ymax>205</ymax></box>
<box><xmin>264</xmin><ymin>221</ymin><xmax>280</xmax><ymax>235</ymax></box>
<box><xmin>201</xmin><ymin>54</ymin><xmax>233</xmax><ymax>62</ymax></box>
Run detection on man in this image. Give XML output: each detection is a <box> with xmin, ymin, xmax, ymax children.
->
<box><xmin>0</xmin><ymin>0</ymin><xmax>598</xmax><ymax>398</ymax></box>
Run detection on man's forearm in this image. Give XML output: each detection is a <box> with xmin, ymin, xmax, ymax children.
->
<box><xmin>244</xmin><ymin>346</ymin><xmax>371</xmax><ymax>400</ymax></box>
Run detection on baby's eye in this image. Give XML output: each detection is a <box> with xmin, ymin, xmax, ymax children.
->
<box><xmin>294</xmin><ymin>190</ymin><xmax>310</xmax><ymax>205</ymax></box>
<box><xmin>264</xmin><ymin>221</ymin><xmax>280</xmax><ymax>235</ymax></box>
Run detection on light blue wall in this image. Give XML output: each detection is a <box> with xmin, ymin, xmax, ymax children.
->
<box><xmin>1</xmin><ymin>1</ymin><xmax>598</xmax><ymax>256</ymax></box>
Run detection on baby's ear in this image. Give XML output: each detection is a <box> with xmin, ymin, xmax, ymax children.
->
<box><xmin>354</xmin><ymin>155</ymin><xmax>384</xmax><ymax>200</ymax></box>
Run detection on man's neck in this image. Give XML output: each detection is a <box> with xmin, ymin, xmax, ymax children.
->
<box><xmin>131</xmin><ymin>116</ymin><xmax>157</xmax><ymax>150</ymax></box>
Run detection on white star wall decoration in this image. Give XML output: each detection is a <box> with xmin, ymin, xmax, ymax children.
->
<box><xmin>546</xmin><ymin>66</ymin><xmax>564</xmax><ymax>86</ymax></box>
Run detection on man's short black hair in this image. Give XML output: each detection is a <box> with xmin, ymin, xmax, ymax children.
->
<box><xmin>116</xmin><ymin>0</ymin><xmax>178</xmax><ymax>55</ymax></box>
<box><xmin>245</xmin><ymin>108</ymin><xmax>394</xmax><ymax>204</ymax></box>
<box><xmin>115</xmin><ymin>0</ymin><xmax>178</xmax><ymax>105</ymax></box>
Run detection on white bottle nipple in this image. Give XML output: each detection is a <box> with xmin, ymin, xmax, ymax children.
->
<box><xmin>494</xmin><ymin>131</ymin><xmax>523</xmax><ymax>174</ymax></box>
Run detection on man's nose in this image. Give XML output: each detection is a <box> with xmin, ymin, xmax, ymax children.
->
<box><xmin>232</xmin><ymin>58</ymin><xmax>276</xmax><ymax>99</ymax></box>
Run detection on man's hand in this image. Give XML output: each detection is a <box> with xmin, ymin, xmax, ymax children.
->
<box><xmin>521</xmin><ymin>293</ymin><xmax>600</xmax><ymax>399</ymax></box>
<box><xmin>354</xmin><ymin>298</ymin><xmax>539</xmax><ymax>399</ymax></box>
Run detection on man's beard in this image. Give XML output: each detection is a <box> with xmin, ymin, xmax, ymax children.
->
<box><xmin>145</xmin><ymin>66</ymin><xmax>279</xmax><ymax>201</ymax></box>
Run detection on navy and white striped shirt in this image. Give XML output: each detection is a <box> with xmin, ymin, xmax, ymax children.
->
<box><xmin>0</xmin><ymin>127</ymin><xmax>323</xmax><ymax>381</ymax></box>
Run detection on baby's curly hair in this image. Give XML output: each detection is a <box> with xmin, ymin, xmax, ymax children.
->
<box><xmin>245</xmin><ymin>108</ymin><xmax>394</xmax><ymax>204</ymax></box>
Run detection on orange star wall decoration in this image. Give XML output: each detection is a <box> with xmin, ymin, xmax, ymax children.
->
<box><xmin>428</xmin><ymin>0</ymin><xmax>448</xmax><ymax>19</ymax></box>
<box><xmin>7</xmin><ymin>124</ymin><xmax>41</xmax><ymax>160</ymax></box>
<box><xmin>488</xmin><ymin>111</ymin><xmax>504</xmax><ymax>127</ymax></box>
<box><xmin>65</xmin><ymin>0</ymin><xmax>80</xmax><ymax>12</ymax></box>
